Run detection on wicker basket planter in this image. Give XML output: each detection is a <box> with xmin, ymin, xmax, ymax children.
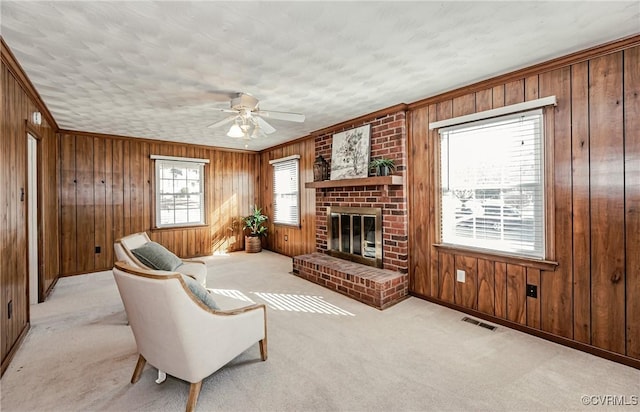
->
<box><xmin>245</xmin><ymin>236</ymin><xmax>262</xmax><ymax>253</ymax></box>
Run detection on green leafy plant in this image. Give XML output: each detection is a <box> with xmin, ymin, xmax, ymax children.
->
<box><xmin>369</xmin><ymin>158</ymin><xmax>396</xmax><ymax>176</ymax></box>
<box><xmin>243</xmin><ymin>205</ymin><xmax>268</xmax><ymax>237</ymax></box>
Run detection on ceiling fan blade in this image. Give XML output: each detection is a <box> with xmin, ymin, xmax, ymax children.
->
<box><xmin>255</xmin><ymin>117</ymin><xmax>276</xmax><ymax>134</ymax></box>
<box><xmin>207</xmin><ymin>115</ymin><xmax>238</xmax><ymax>129</ymax></box>
<box><xmin>254</xmin><ymin>110</ymin><xmax>305</xmax><ymax>123</ymax></box>
<box><xmin>203</xmin><ymin>90</ymin><xmax>242</xmax><ymax>102</ymax></box>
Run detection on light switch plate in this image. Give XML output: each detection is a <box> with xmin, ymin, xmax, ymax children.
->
<box><xmin>456</xmin><ymin>269</ymin><xmax>466</xmax><ymax>283</ymax></box>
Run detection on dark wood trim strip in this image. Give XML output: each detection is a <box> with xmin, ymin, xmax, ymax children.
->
<box><xmin>433</xmin><ymin>244</ymin><xmax>559</xmax><ymax>271</ymax></box>
<box><xmin>408</xmin><ymin>33</ymin><xmax>640</xmax><ymax>110</ymax></box>
<box><xmin>410</xmin><ymin>292</ymin><xmax>640</xmax><ymax>370</ymax></box>
<box><xmin>260</xmin><ymin>134</ymin><xmax>314</xmax><ymax>153</ymax></box>
<box><xmin>310</xmin><ymin>103</ymin><xmax>408</xmax><ymax>137</ymax></box>
<box><xmin>57</xmin><ymin>128</ymin><xmax>256</xmax><ymax>155</ymax></box>
<box><xmin>1</xmin><ymin>38</ymin><xmax>58</xmax><ymax>130</ymax></box>
<box><xmin>0</xmin><ymin>323</ymin><xmax>30</xmax><ymax>377</ymax></box>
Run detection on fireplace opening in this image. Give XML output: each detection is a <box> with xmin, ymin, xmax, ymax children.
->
<box><xmin>327</xmin><ymin>206</ymin><xmax>382</xmax><ymax>268</ymax></box>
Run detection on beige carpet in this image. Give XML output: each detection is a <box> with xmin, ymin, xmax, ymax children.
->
<box><xmin>1</xmin><ymin>250</ymin><xmax>638</xmax><ymax>411</ymax></box>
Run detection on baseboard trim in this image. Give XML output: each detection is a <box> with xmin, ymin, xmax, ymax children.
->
<box><xmin>410</xmin><ymin>292</ymin><xmax>640</xmax><ymax>370</ymax></box>
<box><xmin>1</xmin><ymin>322</ymin><xmax>30</xmax><ymax>377</ymax></box>
<box><xmin>42</xmin><ymin>277</ymin><xmax>59</xmax><ymax>301</ymax></box>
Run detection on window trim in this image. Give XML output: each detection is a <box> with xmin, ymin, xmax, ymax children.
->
<box><xmin>269</xmin><ymin>154</ymin><xmax>301</xmax><ymax>227</ymax></box>
<box><xmin>151</xmin><ymin>155</ymin><xmax>209</xmax><ymax>230</ymax></box>
<box><xmin>433</xmin><ymin>101</ymin><xmax>557</xmax><ymax>262</ymax></box>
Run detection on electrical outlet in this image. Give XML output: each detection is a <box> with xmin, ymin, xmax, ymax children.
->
<box><xmin>526</xmin><ymin>284</ymin><xmax>538</xmax><ymax>298</ymax></box>
<box><xmin>456</xmin><ymin>269</ymin><xmax>466</xmax><ymax>283</ymax></box>
<box><xmin>284</xmin><ymin>235</ymin><xmax>288</xmax><ymax>241</ymax></box>
<box><xmin>95</xmin><ymin>246</ymin><xmax>101</xmax><ymax>254</ymax></box>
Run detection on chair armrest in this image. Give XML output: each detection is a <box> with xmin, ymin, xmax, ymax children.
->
<box><xmin>182</xmin><ymin>258</ymin><xmax>206</xmax><ymax>265</ymax></box>
<box><xmin>213</xmin><ymin>303</ymin><xmax>266</xmax><ymax>316</ymax></box>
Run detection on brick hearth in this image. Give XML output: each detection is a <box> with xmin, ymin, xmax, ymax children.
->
<box><xmin>293</xmin><ymin>253</ymin><xmax>408</xmax><ymax>310</ymax></box>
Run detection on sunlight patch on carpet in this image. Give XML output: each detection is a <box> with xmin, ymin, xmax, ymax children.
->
<box><xmin>252</xmin><ymin>292</ymin><xmax>355</xmax><ymax>316</ymax></box>
<box><xmin>209</xmin><ymin>289</ymin><xmax>255</xmax><ymax>303</ymax></box>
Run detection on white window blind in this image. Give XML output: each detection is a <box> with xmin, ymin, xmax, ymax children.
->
<box><xmin>271</xmin><ymin>155</ymin><xmax>300</xmax><ymax>226</ymax></box>
<box><xmin>154</xmin><ymin>158</ymin><xmax>206</xmax><ymax>228</ymax></box>
<box><xmin>439</xmin><ymin>109</ymin><xmax>545</xmax><ymax>258</ymax></box>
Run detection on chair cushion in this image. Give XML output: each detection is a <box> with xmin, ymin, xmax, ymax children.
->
<box><xmin>175</xmin><ymin>262</ymin><xmax>207</xmax><ymax>287</ymax></box>
<box><xmin>131</xmin><ymin>242</ymin><xmax>183</xmax><ymax>271</ymax></box>
<box><xmin>181</xmin><ymin>275</ymin><xmax>219</xmax><ymax>310</ymax></box>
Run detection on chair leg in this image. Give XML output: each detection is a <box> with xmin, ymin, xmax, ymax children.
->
<box><xmin>186</xmin><ymin>381</ymin><xmax>202</xmax><ymax>412</ymax></box>
<box><xmin>131</xmin><ymin>354</ymin><xmax>146</xmax><ymax>384</ymax></box>
<box><xmin>259</xmin><ymin>339</ymin><xmax>268</xmax><ymax>361</ymax></box>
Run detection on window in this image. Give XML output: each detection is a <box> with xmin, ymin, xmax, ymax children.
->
<box><xmin>270</xmin><ymin>155</ymin><xmax>300</xmax><ymax>226</ymax></box>
<box><xmin>439</xmin><ymin>109</ymin><xmax>545</xmax><ymax>258</ymax></box>
<box><xmin>152</xmin><ymin>155</ymin><xmax>208</xmax><ymax>228</ymax></box>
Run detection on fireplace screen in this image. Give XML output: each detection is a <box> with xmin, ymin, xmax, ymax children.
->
<box><xmin>327</xmin><ymin>206</ymin><xmax>382</xmax><ymax>268</ymax></box>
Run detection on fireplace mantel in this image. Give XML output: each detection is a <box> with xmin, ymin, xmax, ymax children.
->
<box><xmin>304</xmin><ymin>175</ymin><xmax>402</xmax><ymax>190</ymax></box>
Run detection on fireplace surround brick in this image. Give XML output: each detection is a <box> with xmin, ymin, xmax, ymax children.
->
<box><xmin>295</xmin><ymin>109</ymin><xmax>409</xmax><ymax>307</ymax></box>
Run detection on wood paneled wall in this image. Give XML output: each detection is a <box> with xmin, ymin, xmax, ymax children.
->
<box><xmin>1</xmin><ymin>46</ymin><xmax>59</xmax><ymax>374</ymax></box>
<box><xmin>258</xmin><ymin>137</ymin><xmax>316</xmax><ymax>257</ymax></box>
<box><xmin>408</xmin><ymin>43</ymin><xmax>640</xmax><ymax>363</ymax></box>
<box><xmin>58</xmin><ymin>132</ymin><xmax>259</xmax><ymax>275</ymax></box>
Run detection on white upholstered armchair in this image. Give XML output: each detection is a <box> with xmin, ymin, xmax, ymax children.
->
<box><xmin>114</xmin><ymin>232</ymin><xmax>207</xmax><ymax>287</ymax></box>
<box><xmin>112</xmin><ymin>261</ymin><xmax>268</xmax><ymax>412</ymax></box>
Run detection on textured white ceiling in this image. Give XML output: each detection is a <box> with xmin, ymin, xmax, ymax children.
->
<box><xmin>2</xmin><ymin>1</ymin><xmax>639</xmax><ymax>151</ymax></box>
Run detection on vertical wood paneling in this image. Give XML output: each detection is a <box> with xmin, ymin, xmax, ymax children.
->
<box><xmin>75</xmin><ymin>136</ymin><xmax>94</xmax><ymax>273</ymax></box>
<box><xmin>539</xmin><ymin>67</ymin><xmax>573</xmax><ymax>338</ymax></box>
<box><xmin>571</xmin><ymin>61</ymin><xmax>591</xmax><ymax>344</ymax></box>
<box><xmin>494</xmin><ymin>262</ymin><xmax>507</xmax><ymax>319</ymax></box>
<box><xmin>104</xmin><ymin>139</ymin><xmax>114</xmax><ymax>267</ymax></box>
<box><xmin>408</xmin><ymin>108</ymin><xmax>430</xmax><ymax>296</ymax></box>
<box><xmin>475</xmin><ymin>88</ymin><xmax>493</xmax><ymax>112</ymax></box>
<box><xmin>428</xmin><ymin>105</ymin><xmax>439</xmax><ymax>297</ymax></box>
<box><xmin>452</xmin><ymin>94</ymin><xmax>475</xmax><ymax>117</ymax></box>
<box><xmin>625</xmin><ymin>46</ymin><xmax>640</xmax><ymax>359</ymax></box>
<box><xmin>122</xmin><ymin>140</ymin><xmax>131</xmax><ymax>236</ymax></box>
<box><xmin>492</xmin><ymin>85</ymin><xmax>505</xmax><ymax>108</ymax></box>
<box><xmin>506</xmin><ymin>264</ymin><xmax>526</xmax><ymax>325</ymax></box>
<box><xmin>526</xmin><ymin>268</ymin><xmax>541</xmax><ymax>329</ymax></box>
<box><xmin>505</xmin><ymin>79</ymin><xmax>525</xmax><ymax>105</ymax></box>
<box><xmin>525</xmin><ymin>75</ymin><xmax>539</xmax><ymax>101</ymax></box>
<box><xmin>589</xmin><ymin>52</ymin><xmax>626</xmax><ymax>354</ymax></box>
<box><xmin>59</xmin><ymin>135</ymin><xmax>77</xmax><ymax>274</ymax></box>
<box><xmin>477</xmin><ymin>258</ymin><xmax>495</xmax><ymax>315</ymax></box>
<box><xmin>112</xmin><ymin>139</ymin><xmax>124</xmax><ymax>246</ymax></box>
<box><xmin>438</xmin><ymin>252</ymin><xmax>455</xmax><ymax>303</ymax></box>
<box><xmin>454</xmin><ymin>255</ymin><xmax>477</xmax><ymax>309</ymax></box>
<box><xmin>93</xmin><ymin>137</ymin><xmax>106</xmax><ymax>269</ymax></box>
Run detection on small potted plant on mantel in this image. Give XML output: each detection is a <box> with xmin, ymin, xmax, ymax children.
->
<box><xmin>243</xmin><ymin>205</ymin><xmax>268</xmax><ymax>253</ymax></box>
<box><xmin>369</xmin><ymin>157</ymin><xmax>396</xmax><ymax>176</ymax></box>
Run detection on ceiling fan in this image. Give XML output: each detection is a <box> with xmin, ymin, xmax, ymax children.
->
<box><xmin>207</xmin><ymin>93</ymin><xmax>305</xmax><ymax>139</ymax></box>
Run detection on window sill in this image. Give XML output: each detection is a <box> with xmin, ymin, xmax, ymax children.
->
<box><xmin>151</xmin><ymin>224</ymin><xmax>208</xmax><ymax>232</ymax></box>
<box><xmin>273</xmin><ymin>222</ymin><xmax>301</xmax><ymax>229</ymax></box>
<box><xmin>433</xmin><ymin>243</ymin><xmax>558</xmax><ymax>271</ymax></box>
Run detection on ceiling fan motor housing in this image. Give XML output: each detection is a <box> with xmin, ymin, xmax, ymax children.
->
<box><xmin>231</xmin><ymin>93</ymin><xmax>259</xmax><ymax>110</ymax></box>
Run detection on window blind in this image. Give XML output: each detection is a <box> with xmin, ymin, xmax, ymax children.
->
<box><xmin>439</xmin><ymin>109</ymin><xmax>545</xmax><ymax>258</ymax></box>
<box><xmin>271</xmin><ymin>156</ymin><xmax>300</xmax><ymax>226</ymax></box>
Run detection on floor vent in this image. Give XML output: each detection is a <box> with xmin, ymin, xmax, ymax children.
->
<box><xmin>461</xmin><ymin>316</ymin><xmax>480</xmax><ymax>325</ymax></box>
<box><xmin>478</xmin><ymin>322</ymin><xmax>498</xmax><ymax>331</ymax></box>
<box><xmin>462</xmin><ymin>317</ymin><xmax>497</xmax><ymax>331</ymax></box>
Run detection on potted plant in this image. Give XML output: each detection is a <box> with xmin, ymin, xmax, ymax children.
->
<box><xmin>369</xmin><ymin>158</ymin><xmax>396</xmax><ymax>176</ymax></box>
<box><xmin>243</xmin><ymin>205</ymin><xmax>268</xmax><ymax>253</ymax></box>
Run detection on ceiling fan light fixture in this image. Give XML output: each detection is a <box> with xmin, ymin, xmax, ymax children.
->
<box><xmin>227</xmin><ymin>123</ymin><xmax>244</xmax><ymax>138</ymax></box>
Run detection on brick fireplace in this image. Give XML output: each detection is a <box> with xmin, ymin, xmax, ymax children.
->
<box><xmin>293</xmin><ymin>109</ymin><xmax>409</xmax><ymax>309</ymax></box>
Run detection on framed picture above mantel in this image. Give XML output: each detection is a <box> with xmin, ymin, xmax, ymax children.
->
<box><xmin>330</xmin><ymin>125</ymin><xmax>371</xmax><ymax>180</ymax></box>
